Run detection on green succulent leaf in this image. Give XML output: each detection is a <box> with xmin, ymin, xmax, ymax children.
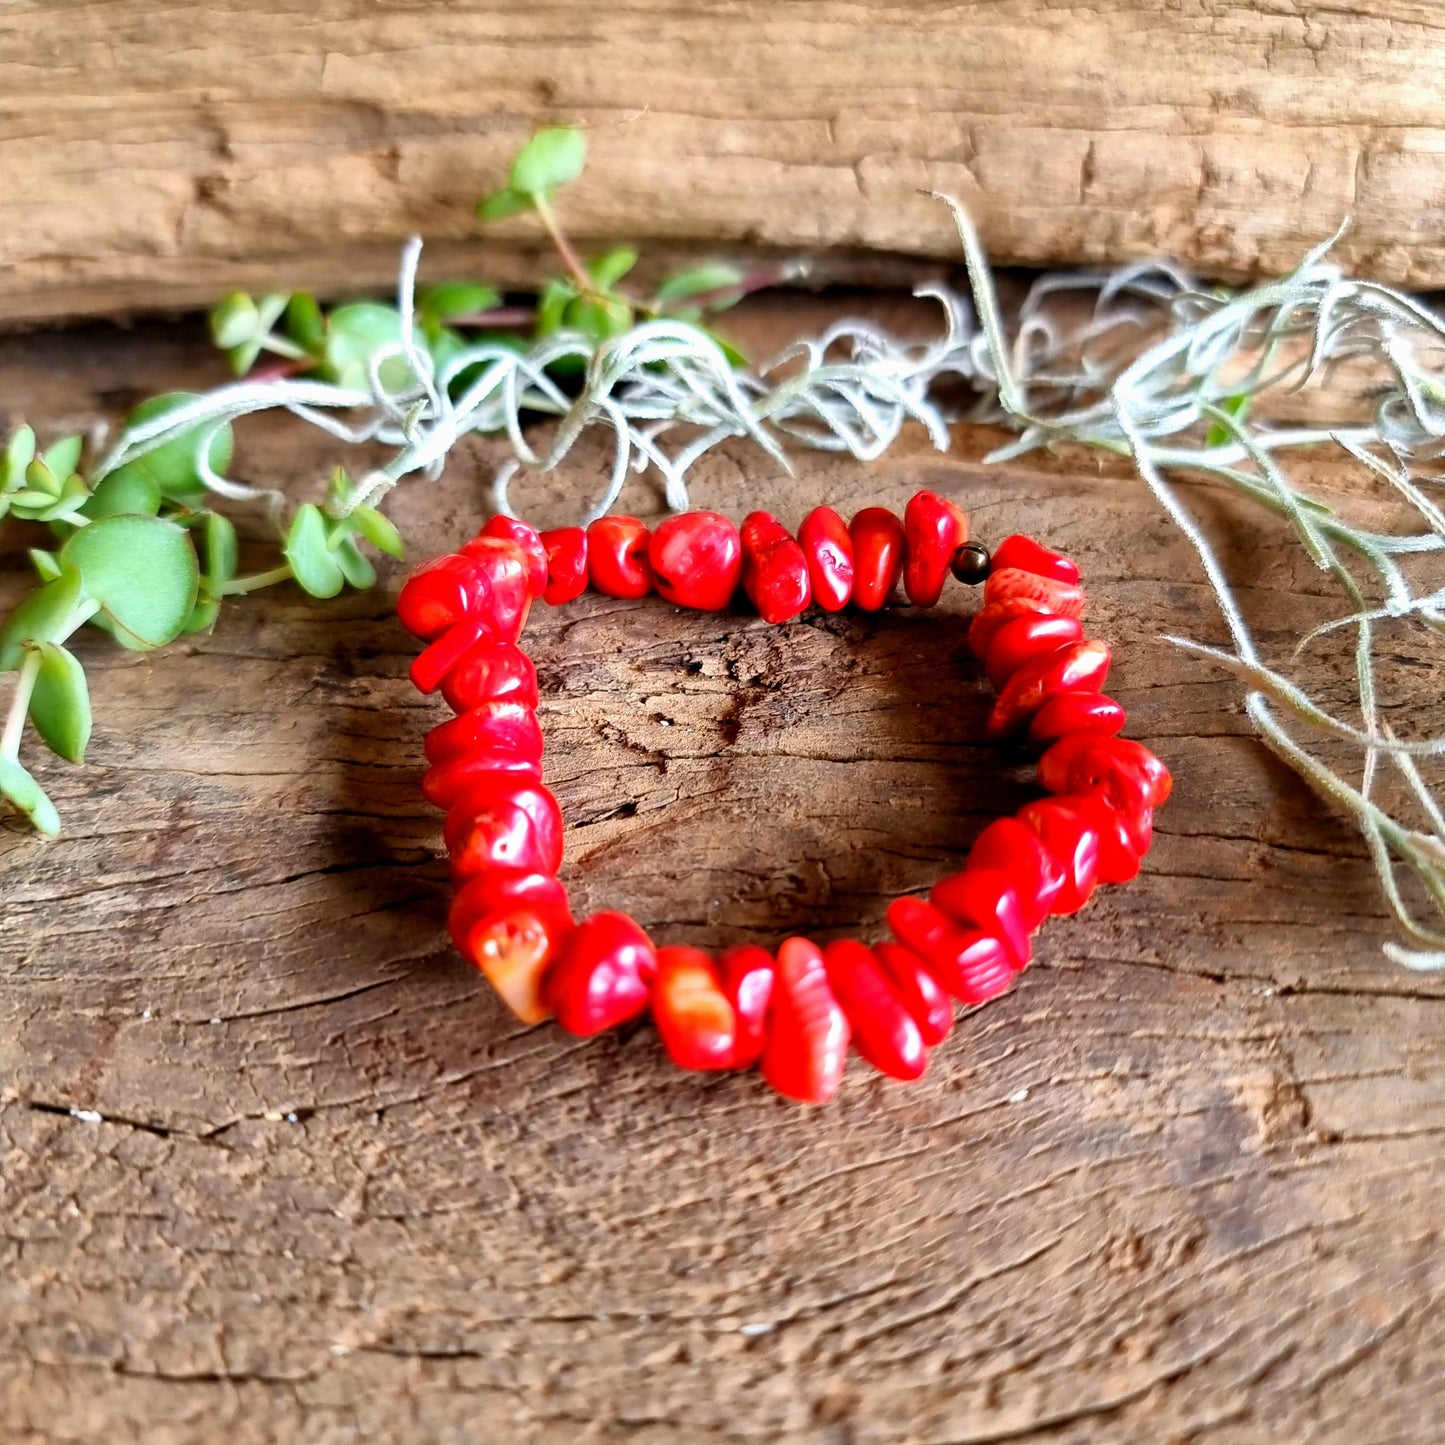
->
<box><xmin>536</xmin><ymin>278</ymin><xmax>578</xmax><ymax>337</ymax></box>
<box><xmin>352</xmin><ymin>505</ymin><xmax>404</xmax><ymax>558</ymax></box>
<box><xmin>3</xmin><ymin>425</ymin><xmax>37</xmax><ymax>489</ymax></box>
<box><xmin>182</xmin><ymin>597</ymin><xmax>221</xmax><ymax>635</ymax></box>
<box><xmin>1205</xmin><ymin>393</ymin><xmax>1252</xmax><ymax>450</ymax></box>
<box><xmin>29</xmin><ymin>550</ymin><xmax>62</xmax><ymax>583</ymax></box>
<box><xmin>0</xmin><ymin>758</ymin><xmax>60</xmax><ymax>837</ymax></box>
<box><xmin>510</xmin><ymin>126</ymin><xmax>586</xmax><ymax>196</ymax></box>
<box><xmin>588</xmin><ymin>246</ymin><xmax>638</xmax><ymax>290</ymax></box>
<box><xmin>563</xmin><ymin>294</ymin><xmax>632</xmax><ymax>342</ymax></box>
<box><xmin>25</xmin><ymin>459</ymin><xmax>62</xmax><ymax>499</ymax></box>
<box><xmin>210</xmin><ymin>292</ymin><xmax>259</xmax><ymax>350</ymax></box>
<box><xmin>203</xmin><ymin>511</ymin><xmax>239</xmax><ymax>589</ymax></box>
<box><xmin>284</xmin><ymin>504</ymin><xmax>345</xmax><ymax>598</ymax></box>
<box><xmin>476</xmin><ymin>187</ymin><xmax>533</xmax><ymax>223</ymax></box>
<box><xmin>28</xmin><ymin>641</ymin><xmax>91</xmax><ymax>764</ymax></box>
<box><xmin>420</xmin><ymin>282</ymin><xmax>501</xmax><ymax>324</ymax></box>
<box><xmin>42</xmin><ymin>435</ymin><xmax>83</xmax><ymax>481</ymax></box>
<box><xmin>331</xmin><ymin>531</ymin><xmax>376</xmax><ymax>591</ymax></box>
<box><xmin>285</xmin><ymin>293</ymin><xmax>327</xmax><ymax>354</ymax></box>
<box><xmin>655</xmin><ymin>263</ymin><xmax>746</xmax><ymax>314</ymax></box>
<box><xmin>83</xmin><ymin>467</ymin><xmax>163</xmax><ymax>520</ymax></box>
<box><xmin>36</xmin><ymin>473</ymin><xmax>93</xmax><ymax>524</ymax></box>
<box><xmin>102</xmin><ymin>394</ymin><xmax>235</xmax><ymax>504</ymax></box>
<box><xmin>0</xmin><ymin>567</ymin><xmax>83</xmax><ymax>671</ymax></box>
<box><xmin>323</xmin><ymin>303</ymin><xmax>417</xmax><ymax>394</ymax></box>
<box><xmin>59</xmin><ymin>515</ymin><xmax>199</xmax><ymax>650</ymax></box>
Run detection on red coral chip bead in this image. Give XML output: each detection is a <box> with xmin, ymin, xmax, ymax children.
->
<box><xmin>653</xmin><ymin>946</ymin><xmax>739</xmax><ymax>1071</ymax></box>
<box><xmin>903</xmin><ymin>490</ymin><xmax>970</xmax><ymax>608</ymax></box>
<box><xmin>1038</xmin><ymin>733</ymin><xmax>1173</xmax><ymax>808</ymax></box>
<box><xmin>450</xmin><ymin>869</ymin><xmax>571</xmax><ymax>938</ymax></box>
<box><xmin>823</xmin><ymin>939</ymin><xmax>927</xmax><ymax>1082</ymax></box>
<box><xmin>649</xmin><ymin>511</ymin><xmax>743</xmax><ymax>612</ymax></box>
<box><xmin>968</xmin><ymin>597</ymin><xmax>1052</xmax><ymax>659</ymax></box>
<box><xmin>873</xmin><ymin>942</ymin><xmax>954</xmax><ymax>1046</ymax></box>
<box><xmin>740</xmin><ymin>511</ymin><xmax>811</xmax><ymax>623</ymax></box>
<box><xmin>422</xmin><ymin>751</ymin><xmax>542</xmax><ymax>809</ymax></box>
<box><xmin>986</xmin><ymin>613</ymin><xmax>1085</xmax><ymax>691</ymax></box>
<box><xmin>986</xmin><ymin>639</ymin><xmax>1111</xmax><ymax>738</ymax></box>
<box><xmin>445</xmin><ymin>778</ymin><xmax>564</xmax><ymax>878</ymax></box>
<box><xmin>397</xmin><ymin>554</ymin><xmax>484</xmax><ymax>640</ymax></box>
<box><xmin>1015</xmin><ymin>799</ymin><xmax>1103</xmax><ymax>914</ymax></box>
<box><xmin>965</xmin><ymin>817</ymin><xmax>1066</xmax><ymax>931</ymax></box>
<box><xmin>452</xmin><ymin>903</ymin><xmax>572</xmax><ymax>1024</ymax></box>
<box><xmin>441</xmin><ymin>639</ymin><xmax>540</xmax><ymax>712</ymax></box>
<box><xmin>989</xmin><ymin>535</ymin><xmax>1081</xmax><ymax>586</ymax></box>
<box><xmin>719</xmin><ymin>944</ymin><xmax>775</xmax><ymax>1069</ymax></box>
<box><xmin>983</xmin><ymin>567</ymin><xmax>1086</xmax><ymax>620</ymax></box>
<box><xmin>587</xmin><ymin>515</ymin><xmax>654</xmax><ymax>598</ymax></box>
<box><xmin>410</xmin><ymin>614</ymin><xmax>494</xmax><ymax>695</ymax></box>
<box><xmin>480</xmin><ymin>515</ymin><xmax>549</xmax><ymax>598</ymax></box>
<box><xmin>456</xmin><ymin>536</ymin><xmax>533</xmax><ymax>642</ymax></box>
<box><xmin>885</xmin><ymin>897</ymin><xmax>1014</xmax><ymax>1004</ymax></box>
<box><xmin>425</xmin><ymin>698</ymin><xmax>543</xmax><ymax>767</ymax></box>
<box><xmin>539</xmin><ymin>526</ymin><xmax>588</xmax><ymax>606</ymax></box>
<box><xmin>929</xmin><ymin>867</ymin><xmax>1032</xmax><ymax>969</ymax></box>
<box><xmin>546</xmin><ymin>911</ymin><xmax>658</xmax><ymax>1037</ymax></box>
<box><xmin>798</xmin><ymin>506</ymin><xmax>855</xmax><ymax>612</ymax></box>
<box><xmin>849</xmin><ymin>507</ymin><xmax>906</xmax><ymax>611</ymax></box>
<box><xmin>1065</xmin><ymin>794</ymin><xmax>1149</xmax><ymax>883</ymax></box>
<box><xmin>761</xmin><ymin>937</ymin><xmax>851</xmax><ymax>1104</ymax></box>
<box><xmin>1028</xmin><ymin>690</ymin><xmax>1127</xmax><ymax>745</ymax></box>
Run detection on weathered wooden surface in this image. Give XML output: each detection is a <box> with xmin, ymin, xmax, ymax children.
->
<box><xmin>2</xmin><ymin>301</ymin><xmax>1444</xmax><ymax>1443</ymax></box>
<box><xmin>6</xmin><ymin>0</ymin><xmax>1445</xmax><ymax>324</ymax></box>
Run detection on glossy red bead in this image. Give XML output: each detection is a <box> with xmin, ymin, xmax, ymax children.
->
<box><xmin>1015</xmin><ymin>799</ymin><xmax>1103</xmax><ymax>915</ymax></box>
<box><xmin>761</xmin><ymin>937</ymin><xmax>850</xmax><ymax>1104</ymax></box>
<box><xmin>422</xmin><ymin>751</ymin><xmax>542</xmax><ymax>809</ymax></box>
<box><xmin>797</xmin><ymin>506</ymin><xmax>854</xmax><ymax>612</ymax></box>
<box><xmin>480</xmin><ymin>515</ymin><xmax>549</xmax><ymax>597</ymax></box>
<box><xmin>649</xmin><ymin>511</ymin><xmax>743</xmax><ymax>612</ymax></box>
<box><xmin>989</xmin><ymin>535</ymin><xmax>1081</xmax><ymax>585</ymax></box>
<box><xmin>1038</xmin><ymin>733</ymin><xmax>1173</xmax><ymax>809</ymax></box>
<box><xmin>653</xmin><ymin>946</ymin><xmax>739</xmax><ymax>1071</ymax></box>
<box><xmin>986</xmin><ymin>613</ymin><xmax>1085</xmax><ymax>691</ymax></box>
<box><xmin>410</xmin><ymin>614</ymin><xmax>493</xmax><ymax>695</ymax></box>
<box><xmin>539</xmin><ymin>526</ymin><xmax>588</xmax><ymax>606</ymax></box>
<box><xmin>965</xmin><ymin>817</ymin><xmax>1066</xmax><ymax>931</ymax></box>
<box><xmin>397</xmin><ymin>554</ymin><xmax>484</xmax><ymax>640</ymax></box>
<box><xmin>986</xmin><ymin>639</ymin><xmax>1111</xmax><ymax>738</ymax></box>
<box><xmin>719</xmin><ymin>944</ymin><xmax>775</xmax><ymax>1069</ymax></box>
<box><xmin>944</xmin><ymin>931</ymin><xmax>1016</xmax><ymax>1005</ymax></box>
<box><xmin>449</xmin><ymin>869</ymin><xmax>571</xmax><ymax>943</ymax></box>
<box><xmin>968</xmin><ymin>597</ymin><xmax>1052</xmax><ymax>659</ymax></box>
<box><xmin>929</xmin><ymin>867</ymin><xmax>1032</xmax><ymax>969</ymax></box>
<box><xmin>740</xmin><ymin>512</ymin><xmax>811</xmax><ymax>623</ymax></box>
<box><xmin>451</xmin><ymin>903</ymin><xmax>571</xmax><ymax>1023</ymax></box>
<box><xmin>983</xmin><ymin>567</ymin><xmax>1086</xmax><ymax>620</ymax></box>
<box><xmin>425</xmin><ymin>698</ymin><xmax>543</xmax><ymax>767</ymax></box>
<box><xmin>1028</xmin><ymin>690</ymin><xmax>1127</xmax><ymax>745</ymax></box>
<box><xmin>903</xmin><ymin>490</ymin><xmax>969</xmax><ymax>608</ymax></box>
<box><xmin>885</xmin><ymin>897</ymin><xmax>1010</xmax><ymax>1002</ymax></box>
<box><xmin>441</xmin><ymin>639</ymin><xmax>539</xmax><ymax>713</ymax></box>
<box><xmin>849</xmin><ymin>507</ymin><xmax>906</xmax><ymax>611</ymax></box>
<box><xmin>546</xmin><ymin>911</ymin><xmax>657</xmax><ymax>1037</ymax></box>
<box><xmin>1065</xmin><ymin>794</ymin><xmax>1148</xmax><ymax>883</ymax></box>
<box><xmin>456</xmin><ymin>536</ymin><xmax>532</xmax><ymax>642</ymax></box>
<box><xmin>823</xmin><ymin>939</ymin><xmax>927</xmax><ymax>1081</ymax></box>
<box><xmin>873</xmin><ymin>942</ymin><xmax>954</xmax><ymax>1046</ymax></box>
<box><xmin>587</xmin><ymin>515</ymin><xmax>654</xmax><ymax>599</ymax></box>
<box><xmin>444</xmin><ymin>777</ymin><xmax>563</xmax><ymax>878</ymax></box>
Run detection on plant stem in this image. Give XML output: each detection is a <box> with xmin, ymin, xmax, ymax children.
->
<box><xmin>221</xmin><ymin>565</ymin><xmax>293</xmax><ymax>595</ymax></box>
<box><xmin>533</xmin><ymin>192</ymin><xmax>593</xmax><ymax>294</ymax></box>
<box><xmin>1</xmin><ymin>650</ymin><xmax>42</xmax><ymax>761</ymax></box>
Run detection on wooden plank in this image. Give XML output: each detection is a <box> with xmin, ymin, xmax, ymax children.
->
<box><xmin>2</xmin><ymin>302</ymin><xmax>1443</xmax><ymax>1442</ymax></box>
<box><xmin>5</xmin><ymin>1</ymin><xmax>1445</xmax><ymax>323</ymax></box>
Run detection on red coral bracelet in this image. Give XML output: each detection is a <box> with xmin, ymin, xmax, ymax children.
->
<box><xmin>397</xmin><ymin>494</ymin><xmax>1172</xmax><ymax>1104</ymax></box>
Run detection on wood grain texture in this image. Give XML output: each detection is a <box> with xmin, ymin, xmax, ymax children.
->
<box><xmin>2</xmin><ymin>301</ymin><xmax>1443</xmax><ymax>1442</ymax></box>
<box><xmin>5</xmin><ymin>1</ymin><xmax>1445</xmax><ymax>323</ymax></box>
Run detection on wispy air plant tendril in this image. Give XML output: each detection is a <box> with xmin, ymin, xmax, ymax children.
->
<box><xmin>929</xmin><ymin>192</ymin><xmax>1445</xmax><ymax>969</ymax></box>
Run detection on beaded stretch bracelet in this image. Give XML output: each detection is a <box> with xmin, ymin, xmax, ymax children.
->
<box><xmin>397</xmin><ymin>493</ymin><xmax>1172</xmax><ymax>1104</ymax></box>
